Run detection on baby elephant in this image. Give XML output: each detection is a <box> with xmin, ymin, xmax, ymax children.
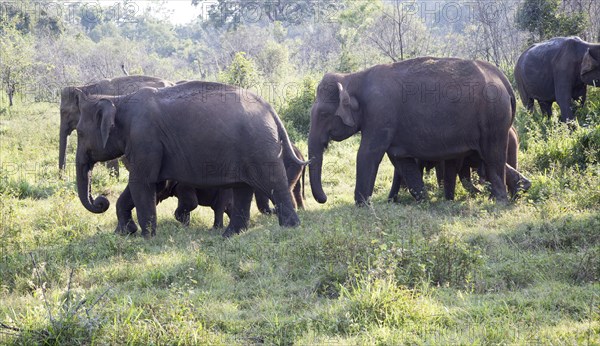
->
<box><xmin>156</xmin><ymin>181</ymin><xmax>233</xmax><ymax>229</ymax></box>
<box><xmin>388</xmin><ymin>127</ymin><xmax>530</xmax><ymax>201</ymax></box>
<box><xmin>116</xmin><ymin>145</ymin><xmax>305</xmax><ymax>233</ymax></box>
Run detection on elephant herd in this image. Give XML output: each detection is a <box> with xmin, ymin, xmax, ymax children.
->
<box><xmin>60</xmin><ymin>36</ymin><xmax>600</xmax><ymax>238</ymax></box>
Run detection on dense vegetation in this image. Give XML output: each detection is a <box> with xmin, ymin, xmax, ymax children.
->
<box><xmin>1</xmin><ymin>0</ymin><xmax>599</xmax><ymax>344</ymax></box>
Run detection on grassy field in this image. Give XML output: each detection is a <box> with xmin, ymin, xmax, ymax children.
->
<box><xmin>0</xmin><ymin>96</ymin><xmax>599</xmax><ymax>345</ymax></box>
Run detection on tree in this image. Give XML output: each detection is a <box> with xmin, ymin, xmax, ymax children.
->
<box><xmin>219</xmin><ymin>52</ymin><xmax>258</xmax><ymax>88</ymax></box>
<box><xmin>517</xmin><ymin>0</ymin><xmax>587</xmax><ymax>41</ymax></box>
<box><xmin>0</xmin><ymin>21</ymin><xmax>36</xmax><ymax>106</ymax></box>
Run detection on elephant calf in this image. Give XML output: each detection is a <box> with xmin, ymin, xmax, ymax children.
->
<box><xmin>388</xmin><ymin>127</ymin><xmax>531</xmax><ymax>201</ymax></box>
<box><xmin>115</xmin><ymin>145</ymin><xmax>306</xmax><ymax>233</ymax></box>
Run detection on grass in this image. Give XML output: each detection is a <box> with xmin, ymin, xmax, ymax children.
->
<box><xmin>1</xmin><ymin>99</ymin><xmax>599</xmax><ymax>345</ymax></box>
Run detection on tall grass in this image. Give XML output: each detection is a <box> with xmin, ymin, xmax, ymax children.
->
<box><xmin>0</xmin><ymin>98</ymin><xmax>598</xmax><ymax>344</ymax></box>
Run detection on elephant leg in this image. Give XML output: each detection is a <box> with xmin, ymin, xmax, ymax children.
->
<box><xmin>254</xmin><ymin>190</ymin><xmax>273</xmax><ymax>215</ymax></box>
<box><xmin>292</xmin><ymin>181</ymin><xmax>304</xmax><ymax>209</ymax></box>
<box><xmin>459</xmin><ymin>166</ymin><xmax>480</xmax><ymax>195</ymax></box>
<box><xmin>391</xmin><ymin>157</ymin><xmax>426</xmax><ymax>201</ymax></box>
<box><xmin>525</xmin><ymin>98</ymin><xmax>535</xmax><ymax>113</ymax></box>
<box><xmin>173</xmin><ymin>186</ymin><xmax>198</xmax><ymax>226</ymax></box>
<box><xmin>481</xmin><ymin>146</ymin><xmax>508</xmax><ymax>203</ymax></box>
<box><xmin>387</xmin><ymin>167</ymin><xmax>405</xmax><ymax>203</ymax></box>
<box><xmin>442</xmin><ymin>159</ymin><xmax>459</xmax><ymax>200</ymax></box>
<box><xmin>129</xmin><ymin>181</ymin><xmax>157</xmax><ymax>238</ymax></box>
<box><xmin>115</xmin><ymin>185</ymin><xmax>138</xmax><ymax>235</ymax></box>
<box><xmin>212</xmin><ymin>206</ymin><xmax>224</xmax><ymax>229</ymax></box>
<box><xmin>355</xmin><ymin>142</ymin><xmax>386</xmax><ymax>206</ymax></box>
<box><xmin>222</xmin><ymin>185</ymin><xmax>254</xmax><ymax>238</ymax></box>
<box><xmin>538</xmin><ymin>101</ymin><xmax>553</xmax><ymax>119</ymax></box>
<box><xmin>433</xmin><ymin>162</ymin><xmax>445</xmax><ymax>188</ymax></box>
<box><xmin>555</xmin><ymin>87</ymin><xmax>575</xmax><ymax>122</ymax></box>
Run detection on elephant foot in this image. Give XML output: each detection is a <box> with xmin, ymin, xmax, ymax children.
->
<box><xmin>174</xmin><ymin>210</ymin><xmax>191</xmax><ymax>226</ymax></box>
<box><xmin>279</xmin><ymin>212</ymin><xmax>300</xmax><ymax>228</ymax></box>
<box><xmin>212</xmin><ymin>222</ymin><xmax>224</xmax><ymax>229</ymax></box>
<box><xmin>115</xmin><ymin>221</ymin><xmax>138</xmax><ymax>235</ymax></box>
<box><xmin>258</xmin><ymin>207</ymin><xmax>273</xmax><ymax>215</ymax></box>
<box><xmin>222</xmin><ymin>226</ymin><xmax>239</xmax><ymax>238</ymax></box>
<box><xmin>140</xmin><ymin>230</ymin><xmax>156</xmax><ymax>239</ymax></box>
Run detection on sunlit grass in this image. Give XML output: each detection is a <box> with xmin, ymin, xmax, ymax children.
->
<box><xmin>0</xmin><ymin>101</ymin><xmax>598</xmax><ymax>344</ymax></box>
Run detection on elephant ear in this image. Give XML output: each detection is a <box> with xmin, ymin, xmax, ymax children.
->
<box><xmin>336</xmin><ymin>82</ymin><xmax>359</xmax><ymax>127</ymax></box>
<box><xmin>581</xmin><ymin>48</ymin><xmax>600</xmax><ymax>76</ymax></box>
<box><xmin>97</xmin><ymin>99</ymin><xmax>116</xmax><ymax>149</ymax></box>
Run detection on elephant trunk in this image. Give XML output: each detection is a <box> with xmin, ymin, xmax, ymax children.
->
<box><xmin>59</xmin><ymin>123</ymin><xmax>70</xmax><ymax>171</ymax></box>
<box><xmin>76</xmin><ymin>160</ymin><xmax>110</xmax><ymax>213</ymax></box>
<box><xmin>308</xmin><ymin>134</ymin><xmax>328</xmax><ymax>204</ymax></box>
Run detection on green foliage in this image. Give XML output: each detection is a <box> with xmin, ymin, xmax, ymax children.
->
<box><xmin>279</xmin><ymin>77</ymin><xmax>316</xmax><ymax>138</ymax></box>
<box><xmin>256</xmin><ymin>41</ymin><xmax>290</xmax><ymax>83</ymax></box>
<box><xmin>218</xmin><ymin>52</ymin><xmax>259</xmax><ymax>88</ymax></box>
<box><xmin>516</xmin><ymin>0</ymin><xmax>587</xmax><ymax>41</ymax></box>
<box><xmin>336</xmin><ymin>276</ymin><xmax>439</xmax><ymax>334</ymax></box>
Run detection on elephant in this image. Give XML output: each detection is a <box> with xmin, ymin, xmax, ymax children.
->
<box><xmin>387</xmin><ymin>125</ymin><xmax>530</xmax><ymax>202</ymax></box>
<box><xmin>387</xmin><ymin>126</ymin><xmax>531</xmax><ymax>202</ymax></box>
<box><xmin>308</xmin><ymin>57</ymin><xmax>515</xmax><ymax>206</ymax></box>
<box><xmin>514</xmin><ymin>36</ymin><xmax>600</xmax><ymax>122</ymax></box>
<box><xmin>157</xmin><ymin>183</ymin><xmax>233</xmax><ymax>229</ymax></box>
<box><xmin>74</xmin><ymin>81</ymin><xmax>304</xmax><ymax>238</ymax></box>
<box><xmin>114</xmin><ymin>144</ymin><xmax>305</xmax><ymax>233</ymax></box>
<box><xmin>59</xmin><ymin>75</ymin><xmax>174</xmax><ymax>175</ymax></box>
<box><xmin>255</xmin><ymin>144</ymin><xmax>305</xmax><ymax>214</ymax></box>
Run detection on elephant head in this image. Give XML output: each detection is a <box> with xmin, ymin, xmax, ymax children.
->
<box><xmin>73</xmin><ymin>90</ymin><xmax>122</xmax><ymax>214</ymax></box>
<box><xmin>581</xmin><ymin>48</ymin><xmax>600</xmax><ymax>86</ymax></box>
<box><xmin>59</xmin><ymin>76</ymin><xmax>175</xmax><ymax>171</ymax></box>
<box><xmin>308</xmin><ymin>74</ymin><xmax>360</xmax><ymax>203</ymax></box>
<box><xmin>59</xmin><ymin>87</ymin><xmax>84</xmax><ymax>171</ymax></box>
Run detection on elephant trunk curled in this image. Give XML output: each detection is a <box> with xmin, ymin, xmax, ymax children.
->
<box><xmin>308</xmin><ymin>134</ymin><xmax>327</xmax><ymax>204</ymax></box>
<box><xmin>76</xmin><ymin>160</ymin><xmax>110</xmax><ymax>213</ymax></box>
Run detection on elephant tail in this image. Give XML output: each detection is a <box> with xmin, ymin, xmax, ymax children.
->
<box><xmin>301</xmin><ymin>164</ymin><xmax>306</xmax><ymax>200</ymax></box>
<box><xmin>273</xmin><ymin>113</ymin><xmax>310</xmax><ymax>166</ymax></box>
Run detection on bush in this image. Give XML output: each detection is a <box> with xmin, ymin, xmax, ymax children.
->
<box><xmin>279</xmin><ymin>77</ymin><xmax>316</xmax><ymax>140</ymax></box>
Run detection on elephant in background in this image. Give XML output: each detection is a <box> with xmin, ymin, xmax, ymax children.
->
<box><xmin>309</xmin><ymin>58</ymin><xmax>515</xmax><ymax>206</ymax></box>
<box><xmin>59</xmin><ymin>75</ymin><xmax>174</xmax><ymax>175</ymax></box>
<box><xmin>515</xmin><ymin>36</ymin><xmax>600</xmax><ymax>122</ymax></box>
<box><xmin>74</xmin><ymin>81</ymin><xmax>304</xmax><ymax>238</ymax></box>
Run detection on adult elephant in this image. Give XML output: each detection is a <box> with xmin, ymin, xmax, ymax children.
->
<box><xmin>309</xmin><ymin>57</ymin><xmax>514</xmax><ymax>205</ymax></box>
<box><xmin>59</xmin><ymin>75</ymin><xmax>174</xmax><ymax>173</ymax></box>
<box><xmin>74</xmin><ymin>81</ymin><xmax>304</xmax><ymax>238</ymax></box>
<box><xmin>514</xmin><ymin>37</ymin><xmax>600</xmax><ymax>122</ymax></box>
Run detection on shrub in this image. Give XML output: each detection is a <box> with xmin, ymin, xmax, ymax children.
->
<box><xmin>279</xmin><ymin>77</ymin><xmax>316</xmax><ymax>139</ymax></box>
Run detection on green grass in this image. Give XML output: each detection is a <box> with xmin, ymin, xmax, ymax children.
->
<box><xmin>1</xmin><ymin>101</ymin><xmax>599</xmax><ymax>345</ymax></box>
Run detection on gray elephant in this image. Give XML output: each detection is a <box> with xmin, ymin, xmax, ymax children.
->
<box><xmin>308</xmin><ymin>57</ymin><xmax>515</xmax><ymax>205</ymax></box>
<box><xmin>115</xmin><ymin>144</ymin><xmax>305</xmax><ymax>233</ymax></box>
<box><xmin>255</xmin><ymin>144</ymin><xmax>305</xmax><ymax>214</ymax></box>
<box><xmin>515</xmin><ymin>36</ymin><xmax>600</xmax><ymax>122</ymax></box>
<box><xmin>388</xmin><ymin>127</ymin><xmax>531</xmax><ymax>202</ymax></box>
<box><xmin>59</xmin><ymin>75</ymin><xmax>174</xmax><ymax>174</ymax></box>
<box><xmin>74</xmin><ymin>81</ymin><xmax>304</xmax><ymax>238</ymax></box>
